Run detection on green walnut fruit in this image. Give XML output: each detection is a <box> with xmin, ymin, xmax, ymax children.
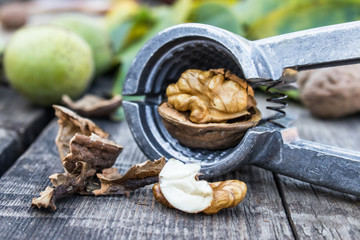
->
<box><xmin>52</xmin><ymin>15</ymin><xmax>113</xmax><ymax>75</ymax></box>
<box><xmin>4</xmin><ymin>26</ymin><xmax>94</xmax><ymax>106</ymax></box>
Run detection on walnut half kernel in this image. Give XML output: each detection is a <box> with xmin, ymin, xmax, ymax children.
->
<box><xmin>158</xmin><ymin>69</ymin><xmax>261</xmax><ymax>150</ymax></box>
<box><xmin>152</xmin><ymin>159</ymin><xmax>247</xmax><ymax>214</ymax></box>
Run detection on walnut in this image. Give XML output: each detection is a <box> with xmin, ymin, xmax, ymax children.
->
<box><xmin>159</xmin><ymin>69</ymin><xmax>261</xmax><ymax>150</ymax></box>
<box><xmin>152</xmin><ymin>159</ymin><xmax>247</xmax><ymax>214</ymax></box>
<box><xmin>298</xmin><ymin>65</ymin><xmax>360</xmax><ymax>118</ymax></box>
<box><xmin>203</xmin><ymin>180</ymin><xmax>247</xmax><ymax>215</ymax></box>
<box><xmin>166</xmin><ymin>69</ymin><xmax>256</xmax><ymax>123</ymax></box>
<box><xmin>0</xmin><ymin>3</ymin><xmax>28</xmax><ymax>30</ymax></box>
<box><xmin>61</xmin><ymin>94</ymin><xmax>122</xmax><ymax>118</ymax></box>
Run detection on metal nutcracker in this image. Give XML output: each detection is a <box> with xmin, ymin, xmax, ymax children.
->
<box><xmin>122</xmin><ymin>22</ymin><xmax>360</xmax><ymax>196</ymax></box>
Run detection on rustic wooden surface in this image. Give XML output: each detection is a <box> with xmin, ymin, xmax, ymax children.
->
<box><xmin>278</xmin><ymin>103</ymin><xmax>360</xmax><ymax>240</ymax></box>
<box><xmin>0</xmin><ymin>87</ymin><xmax>359</xmax><ymax>239</ymax></box>
<box><xmin>0</xmin><ymin>84</ymin><xmax>51</xmax><ymax>176</ymax></box>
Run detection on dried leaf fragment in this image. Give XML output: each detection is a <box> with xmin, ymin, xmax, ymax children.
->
<box><xmin>31</xmin><ymin>186</ymin><xmax>56</xmax><ymax>210</ymax></box>
<box><xmin>166</xmin><ymin>69</ymin><xmax>256</xmax><ymax>123</ymax></box>
<box><xmin>53</xmin><ymin>105</ymin><xmax>109</xmax><ymax>160</ymax></box>
<box><xmin>93</xmin><ymin>157</ymin><xmax>166</xmax><ymax>196</ymax></box>
<box><xmin>62</xmin><ymin>94</ymin><xmax>122</xmax><ymax>118</ymax></box>
<box><xmin>153</xmin><ymin>159</ymin><xmax>247</xmax><ymax>214</ymax></box>
<box><xmin>63</xmin><ymin>133</ymin><xmax>123</xmax><ymax>173</ymax></box>
<box><xmin>32</xmin><ymin>161</ymin><xmax>97</xmax><ymax>210</ymax></box>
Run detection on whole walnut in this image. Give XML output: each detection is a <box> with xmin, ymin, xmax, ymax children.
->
<box><xmin>0</xmin><ymin>3</ymin><xmax>28</xmax><ymax>30</ymax></box>
<box><xmin>298</xmin><ymin>65</ymin><xmax>360</xmax><ymax>118</ymax></box>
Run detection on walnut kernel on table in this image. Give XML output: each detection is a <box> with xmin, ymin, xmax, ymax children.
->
<box><xmin>298</xmin><ymin>65</ymin><xmax>360</xmax><ymax>118</ymax></box>
<box><xmin>152</xmin><ymin>159</ymin><xmax>247</xmax><ymax>214</ymax></box>
<box><xmin>158</xmin><ymin>69</ymin><xmax>261</xmax><ymax>150</ymax></box>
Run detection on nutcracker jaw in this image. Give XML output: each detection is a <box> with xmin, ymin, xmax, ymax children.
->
<box><xmin>124</xmin><ymin>99</ymin><xmax>360</xmax><ymax>197</ymax></box>
<box><xmin>122</xmin><ymin>100</ymin><xmax>292</xmax><ymax>177</ymax></box>
<box><xmin>122</xmin><ymin>23</ymin><xmax>275</xmax><ymax>99</ymax></box>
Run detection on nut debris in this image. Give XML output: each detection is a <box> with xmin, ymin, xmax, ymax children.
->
<box><xmin>53</xmin><ymin>105</ymin><xmax>109</xmax><ymax>160</ymax></box>
<box><xmin>32</xmin><ymin>106</ymin><xmax>165</xmax><ymax>211</ymax></box>
<box><xmin>94</xmin><ymin>157</ymin><xmax>166</xmax><ymax>195</ymax></box>
<box><xmin>61</xmin><ymin>94</ymin><xmax>122</xmax><ymax>118</ymax></box>
<box><xmin>63</xmin><ymin>133</ymin><xmax>123</xmax><ymax>173</ymax></box>
<box><xmin>32</xmin><ymin>161</ymin><xmax>96</xmax><ymax>210</ymax></box>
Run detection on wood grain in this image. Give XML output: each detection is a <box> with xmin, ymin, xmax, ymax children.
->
<box><xmin>275</xmin><ymin>102</ymin><xmax>360</xmax><ymax>240</ymax></box>
<box><xmin>0</xmin><ymin>85</ymin><xmax>51</xmax><ymax>176</ymax></box>
<box><xmin>0</xmin><ymin>118</ymin><xmax>293</xmax><ymax>240</ymax></box>
<box><xmin>0</xmin><ymin>129</ymin><xmax>20</xmax><ymax>176</ymax></box>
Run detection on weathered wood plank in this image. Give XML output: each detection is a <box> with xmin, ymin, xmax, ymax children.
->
<box><xmin>0</xmin><ymin>85</ymin><xmax>51</xmax><ymax>176</ymax></box>
<box><xmin>0</xmin><ymin>129</ymin><xmax>20</xmax><ymax>175</ymax></box>
<box><xmin>275</xmin><ymin>102</ymin><xmax>360</xmax><ymax>240</ymax></box>
<box><xmin>0</xmin><ymin>117</ymin><xmax>293</xmax><ymax>240</ymax></box>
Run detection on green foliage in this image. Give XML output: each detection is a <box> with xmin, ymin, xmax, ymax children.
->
<box><xmin>112</xmin><ymin>0</ymin><xmax>192</xmax><ymax>96</ymax></box>
<box><xmin>246</xmin><ymin>0</ymin><xmax>360</xmax><ymax>39</ymax></box>
<box><xmin>189</xmin><ymin>2</ymin><xmax>242</xmax><ymax>34</ymax></box>
<box><xmin>108</xmin><ymin>0</ymin><xmax>360</xmax><ymax>110</ymax></box>
<box><xmin>109</xmin><ymin>7</ymin><xmax>156</xmax><ymax>53</ymax></box>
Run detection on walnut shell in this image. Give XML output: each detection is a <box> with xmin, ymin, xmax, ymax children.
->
<box><xmin>158</xmin><ymin>102</ymin><xmax>261</xmax><ymax>150</ymax></box>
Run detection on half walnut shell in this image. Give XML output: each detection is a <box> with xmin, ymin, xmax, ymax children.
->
<box><xmin>158</xmin><ymin>102</ymin><xmax>261</xmax><ymax>150</ymax></box>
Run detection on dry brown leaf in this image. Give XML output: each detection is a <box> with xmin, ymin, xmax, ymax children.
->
<box><xmin>31</xmin><ymin>186</ymin><xmax>56</xmax><ymax>210</ymax></box>
<box><xmin>93</xmin><ymin>157</ymin><xmax>166</xmax><ymax>196</ymax></box>
<box><xmin>53</xmin><ymin>105</ymin><xmax>109</xmax><ymax>161</ymax></box>
<box><xmin>63</xmin><ymin>133</ymin><xmax>123</xmax><ymax>173</ymax></box>
<box><xmin>61</xmin><ymin>94</ymin><xmax>122</xmax><ymax>118</ymax></box>
<box><xmin>32</xmin><ymin>161</ymin><xmax>96</xmax><ymax>210</ymax></box>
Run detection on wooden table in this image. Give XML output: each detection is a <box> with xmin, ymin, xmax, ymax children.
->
<box><xmin>0</xmin><ymin>78</ymin><xmax>359</xmax><ymax>240</ymax></box>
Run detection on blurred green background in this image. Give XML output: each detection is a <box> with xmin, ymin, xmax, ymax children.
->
<box><xmin>105</xmin><ymin>0</ymin><xmax>360</xmax><ymax>96</ymax></box>
<box><xmin>1</xmin><ymin>0</ymin><xmax>360</xmax><ymax>117</ymax></box>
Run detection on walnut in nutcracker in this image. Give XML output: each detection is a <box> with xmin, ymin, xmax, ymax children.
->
<box><xmin>158</xmin><ymin>69</ymin><xmax>261</xmax><ymax>149</ymax></box>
